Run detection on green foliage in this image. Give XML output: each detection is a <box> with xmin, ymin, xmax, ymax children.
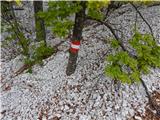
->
<box><xmin>1</xmin><ymin>17</ymin><xmax>50</xmax><ymax>72</ymax></box>
<box><xmin>32</xmin><ymin>42</ymin><xmax>54</xmax><ymax>65</ymax></box>
<box><xmin>130</xmin><ymin>32</ymin><xmax>160</xmax><ymax>69</ymax></box>
<box><xmin>52</xmin><ymin>20</ymin><xmax>73</xmax><ymax>37</ymax></box>
<box><xmin>38</xmin><ymin>1</ymin><xmax>81</xmax><ymax>37</ymax></box>
<box><xmin>23</xmin><ymin>42</ymin><xmax>54</xmax><ymax>73</ymax></box>
<box><xmin>1</xmin><ymin>2</ymin><xmax>30</xmax><ymax>57</ymax></box>
<box><xmin>111</xmin><ymin>39</ymin><xmax>120</xmax><ymax>48</ymax></box>
<box><xmin>37</xmin><ymin>0</ymin><xmax>156</xmax><ymax>39</ymax></box>
<box><xmin>87</xmin><ymin>1</ymin><xmax>110</xmax><ymax>20</ymax></box>
<box><xmin>106</xmin><ymin>51</ymin><xmax>136</xmax><ymax>84</ymax></box>
<box><xmin>1</xmin><ymin>2</ymin><xmax>54</xmax><ymax>73</ymax></box>
<box><xmin>38</xmin><ymin>1</ymin><xmax>110</xmax><ymax>38</ymax></box>
<box><xmin>87</xmin><ymin>4</ymin><xmax>104</xmax><ymax>21</ymax></box>
<box><xmin>2</xmin><ymin>22</ymin><xmax>30</xmax><ymax>57</ymax></box>
<box><xmin>105</xmin><ymin>31</ymin><xmax>160</xmax><ymax>84</ymax></box>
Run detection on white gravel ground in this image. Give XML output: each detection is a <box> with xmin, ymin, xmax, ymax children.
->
<box><xmin>0</xmin><ymin>3</ymin><xmax>160</xmax><ymax>120</ymax></box>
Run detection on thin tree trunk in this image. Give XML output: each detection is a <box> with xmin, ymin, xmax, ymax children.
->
<box><xmin>33</xmin><ymin>1</ymin><xmax>46</xmax><ymax>45</ymax></box>
<box><xmin>66</xmin><ymin>2</ymin><xmax>86</xmax><ymax>76</ymax></box>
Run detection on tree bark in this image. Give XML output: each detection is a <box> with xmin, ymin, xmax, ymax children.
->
<box><xmin>66</xmin><ymin>2</ymin><xmax>86</xmax><ymax>76</ymax></box>
<box><xmin>33</xmin><ymin>1</ymin><xmax>46</xmax><ymax>45</ymax></box>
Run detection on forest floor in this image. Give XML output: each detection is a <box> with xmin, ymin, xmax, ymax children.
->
<box><xmin>130</xmin><ymin>91</ymin><xmax>160</xmax><ymax>120</ymax></box>
<box><xmin>1</xmin><ymin>2</ymin><xmax>160</xmax><ymax>120</ymax></box>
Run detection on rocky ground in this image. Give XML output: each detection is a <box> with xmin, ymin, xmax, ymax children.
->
<box><xmin>0</xmin><ymin>2</ymin><xmax>160</xmax><ymax>120</ymax></box>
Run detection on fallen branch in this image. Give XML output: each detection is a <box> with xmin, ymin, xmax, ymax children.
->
<box><xmin>14</xmin><ymin>64</ymin><xmax>30</xmax><ymax>76</ymax></box>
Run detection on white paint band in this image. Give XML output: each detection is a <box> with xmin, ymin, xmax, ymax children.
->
<box><xmin>71</xmin><ymin>44</ymin><xmax>80</xmax><ymax>49</ymax></box>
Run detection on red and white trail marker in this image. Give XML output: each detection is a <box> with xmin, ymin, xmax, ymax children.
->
<box><xmin>70</xmin><ymin>41</ymin><xmax>80</xmax><ymax>53</ymax></box>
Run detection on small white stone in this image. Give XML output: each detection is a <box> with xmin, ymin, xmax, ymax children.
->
<box><xmin>64</xmin><ymin>105</ymin><xmax>69</xmax><ymax>111</ymax></box>
<box><xmin>79</xmin><ymin>115</ymin><xmax>88</xmax><ymax>120</ymax></box>
<box><xmin>134</xmin><ymin>116</ymin><xmax>142</xmax><ymax>120</ymax></box>
<box><xmin>55</xmin><ymin>113</ymin><xmax>61</xmax><ymax>118</ymax></box>
<box><xmin>92</xmin><ymin>93</ymin><xmax>97</xmax><ymax>100</ymax></box>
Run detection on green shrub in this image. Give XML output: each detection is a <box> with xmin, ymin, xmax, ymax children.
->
<box><xmin>105</xmin><ymin>31</ymin><xmax>160</xmax><ymax>84</ymax></box>
<box><xmin>33</xmin><ymin>42</ymin><xmax>54</xmax><ymax>65</ymax></box>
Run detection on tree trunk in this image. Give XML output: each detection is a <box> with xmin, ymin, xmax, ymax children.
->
<box><xmin>33</xmin><ymin>1</ymin><xmax>46</xmax><ymax>45</ymax></box>
<box><xmin>66</xmin><ymin>2</ymin><xmax>86</xmax><ymax>76</ymax></box>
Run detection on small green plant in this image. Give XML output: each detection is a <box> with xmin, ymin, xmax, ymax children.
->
<box><xmin>32</xmin><ymin>42</ymin><xmax>54</xmax><ymax>65</ymax></box>
<box><xmin>24</xmin><ymin>42</ymin><xmax>54</xmax><ymax>73</ymax></box>
<box><xmin>105</xmin><ymin>31</ymin><xmax>160</xmax><ymax>84</ymax></box>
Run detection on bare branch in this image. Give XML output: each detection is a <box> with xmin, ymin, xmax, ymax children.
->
<box><xmin>86</xmin><ymin>16</ymin><xmax>125</xmax><ymax>50</ymax></box>
<box><xmin>130</xmin><ymin>3</ymin><xmax>155</xmax><ymax>41</ymax></box>
<box><xmin>86</xmin><ymin>16</ymin><xmax>137</xmax><ymax>59</ymax></box>
<box><xmin>3</xmin><ymin>8</ymin><xmax>24</xmax><ymax>12</ymax></box>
